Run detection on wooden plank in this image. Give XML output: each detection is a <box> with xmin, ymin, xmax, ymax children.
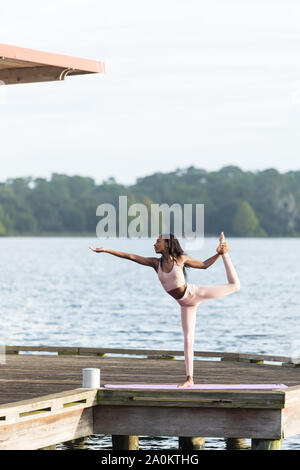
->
<box><xmin>282</xmin><ymin>385</ymin><xmax>300</xmax><ymax>406</ymax></box>
<box><xmin>238</xmin><ymin>353</ymin><xmax>296</xmax><ymax>363</ymax></box>
<box><xmin>0</xmin><ymin>352</ymin><xmax>299</xmax><ymax>407</ymax></box>
<box><xmin>5</xmin><ymin>345</ymin><xmax>79</xmax><ymax>355</ymax></box>
<box><xmin>97</xmin><ymin>388</ymin><xmax>285</xmax><ymax>409</ymax></box>
<box><xmin>0</xmin><ymin>389</ymin><xmax>98</xmax><ymax>424</ymax></box>
<box><xmin>5</xmin><ymin>345</ymin><xmax>298</xmax><ymax>363</ymax></box>
<box><xmin>93</xmin><ymin>405</ymin><xmax>282</xmax><ymax>439</ymax></box>
<box><xmin>0</xmin><ymin>58</ymin><xmax>44</xmax><ymax>69</ymax></box>
<box><xmin>4</xmin><ymin>345</ymin><xmax>235</xmax><ymax>357</ymax></box>
<box><xmin>222</xmin><ymin>357</ymin><xmax>264</xmax><ymax>365</ymax></box>
<box><xmin>0</xmin><ymin>66</ymin><xmax>83</xmax><ymax>85</ymax></box>
<box><xmin>282</xmin><ymin>405</ymin><xmax>300</xmax><ymax>438</ymax></box>
<box><xmin>0</xmin><ymin>408</ymin><xmax>93</xmax><ymax>450</ymax></box>
<box><xmin>281</xmin><ymin>385</ymin><xmax>300</xmax><ymax>438</ymax></box>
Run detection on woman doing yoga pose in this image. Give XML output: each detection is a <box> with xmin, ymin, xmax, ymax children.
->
<box><xmin>89</xmin><ymin>232</ymin><xmax>240</xmax><ymax>388</ymax></box>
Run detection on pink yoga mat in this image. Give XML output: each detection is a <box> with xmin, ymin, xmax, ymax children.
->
<box><xmin>103</xmin><ymin>383</ymin><xmax>287</xmax><ymax>390</ymax></box>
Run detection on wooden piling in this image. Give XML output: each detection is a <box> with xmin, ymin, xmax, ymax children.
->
<box><xmin>112</xmin><ymin>435</ymin><xmax>139</xmax><ymax>450</ymax></box>
<box><xmin>178</xmin><ymin>436</ymin><xmax>205</xmax><ymax>449</ymax></box>
<box><xmin>63</xmin><ymin>437</ymin><xmax>88</xmax><ymax>449</ymax></box>
<box><xmin>225</xmin><ymin>438</ymin><xmax>249</xmax><ymax>450</ymax></box>
<box><xmin>252</xmin><ymin>438</ymin><xmax>282</xmax><ymax>450</ymax></box>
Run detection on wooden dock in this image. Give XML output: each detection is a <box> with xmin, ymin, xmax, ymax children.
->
<box><xmin>0</xmin><ymin>345</ymin><xmax>300</xmax><ymax>450</ymax></box>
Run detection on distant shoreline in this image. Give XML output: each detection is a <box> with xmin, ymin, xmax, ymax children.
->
<box><xmin>0</xmin><ymin>232</ymin><xmax>95</xmax><ymax>238</ymax></box>
<box><xmin>0</xmin><ymin>233</ymin><xmax>299</xmax><ymax>238</ymax></box>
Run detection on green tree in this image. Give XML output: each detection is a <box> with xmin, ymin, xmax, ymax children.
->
<box><xmin>0</xmin><ymin>204</ymin><xmax>13</xmax><ymax>234</ymax></box>
<box><xmin>0</xmin><ymin>167</ymin><xmax>299</xmax><ymax>237</ymax></box>
<box><xmin>232</xmin><ymin>201</ymin><xmax>265</xmax><ymax>236</ymax></box>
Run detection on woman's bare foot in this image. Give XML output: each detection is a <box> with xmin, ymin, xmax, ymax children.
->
<box><xmin>216</xmin><ymin>232</ymin><xmax>229</xmax><ymax>255</ymax></box>
<box><xmin>177</xmin><ymin>376</ymin><xmax>194</xmax><ymax>388</ymax></box>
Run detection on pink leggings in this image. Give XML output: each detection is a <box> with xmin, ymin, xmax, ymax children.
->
<box><xmin>176</xmin><ymin>253</ymin><xmax>240</xmax><ymax>377</ymax></box>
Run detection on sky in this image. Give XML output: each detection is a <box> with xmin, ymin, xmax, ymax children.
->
<box><xmin>1</xmin><ymin>0</ymin><xmax>300</xmax><ymax>186</ymax></box>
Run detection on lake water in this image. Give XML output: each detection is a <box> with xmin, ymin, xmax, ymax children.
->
<box><xmin>0</xmin><ymin>236</ymin><xmax>299</xmax><ymax>450</ymax></box>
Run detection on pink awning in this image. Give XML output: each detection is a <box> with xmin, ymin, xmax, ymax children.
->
<box><xmin>0</xmin><ymin>43</ymin><xmax>105</xmax><ymax>85</ymax></box>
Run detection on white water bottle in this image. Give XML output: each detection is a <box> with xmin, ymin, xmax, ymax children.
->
<box><xmin>82</xmin><ymin>368</ymin><xmax>100</xmax><ymax>388</ymax></box>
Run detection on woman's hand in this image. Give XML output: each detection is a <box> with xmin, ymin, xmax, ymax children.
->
<box><xmin>216</xmin><ymin>231</ymin><xmax>229</xmax><ymax>255</ymax></box>
<box><xmin>89</xmin><ymin>246</ymin><xmax>106</xmax><ymax>253</ymax></box>
<box><xmin>216</xmin><ymin>242</ymin><xmax>229</xmax><ymax>255</ymax></box>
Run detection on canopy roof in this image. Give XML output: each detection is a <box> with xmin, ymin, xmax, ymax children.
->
<box><xmin>0</xmin><ymin>43</ymin><xmax>105</xmax><ymax>85</ymax></box>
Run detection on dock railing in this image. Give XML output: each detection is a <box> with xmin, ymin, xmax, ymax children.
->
<box><xmin>5</xmin><ymin>344</ymin><xmax>300</xmax><ymax>366</ymax></box>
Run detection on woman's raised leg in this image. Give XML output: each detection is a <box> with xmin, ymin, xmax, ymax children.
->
<box><xmin>177</xmin><ymin>251</ymin><xmax>240</xmax><ymax>387</ymax></box>
<box><xmin>193</xmin><ymin>253</ymin><xmax>240</xmax><ymax>300</ymax></box>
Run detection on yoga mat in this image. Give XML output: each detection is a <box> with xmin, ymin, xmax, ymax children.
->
<box><xmin>103</xmin><ymin>383</ymin><xmax>287</xmax><ymax>390</ymax></box>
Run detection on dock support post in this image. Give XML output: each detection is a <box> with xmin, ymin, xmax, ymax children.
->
<box><xmin>178</xmin><ymin>437</ymin><xmax>205</xmax><ymax>450</ymax></box>
<box><xmin>112</xmin><ymin>435</ymin><xmax>139</xmax><ymax>450</ymax></box>
<box><xmin>63</xmin><ymin>437</ymin><xmax>88</xmax><ymax>449</ymax></box>
<box><xmin>225</xmin><ymin>438</ymin><xmax>248</xmax><ymax>450</ymax></box>
<box><xmin>251</xmin><ymin>438</ymin><xmax>282</xmax><ymax>450</ymax></box>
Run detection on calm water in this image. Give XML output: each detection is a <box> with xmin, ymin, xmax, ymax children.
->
<box><xmin>0</xmin><ymin>236</ymin><xmax>299</xmax><ymax>450</ymax></box>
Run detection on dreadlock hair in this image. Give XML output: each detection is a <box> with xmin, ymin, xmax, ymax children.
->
<box><xmin>159</xmin><ymin>233</ymin><xmax>189</xmax><ymax>281</ymax></box>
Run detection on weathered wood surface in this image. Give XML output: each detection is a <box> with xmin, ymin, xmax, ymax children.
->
<box><xmin>0</xmin><ymin>388</ymin><xmax>97</xmax><ymax>450</ymax></box>
<box><xmin>0</xmin><ymin>389</ymin><xmax>98</xmax><ymax>423</ymax></box>
<box><xmin>1</xmin><ymin>352</ymin><xmax>300</xmax><ymax>406</ymax></box>
<box><xmin>93</xmin><ymin>405</ymin><xmax>282</xmax><ymax>439</ymax></box>
<box><xmin>282</xmin><ymin>385</ymin><xmax>300</xmax><ymax>438</ymax></box>
<box><xmin>0</xmin><ymin>349</ymin><xmax>300</xmax><ymax>449</ymax></box>
<box><xmin>5</xmin><ymin>345</ymin><xmax>300</xmax><ymax>365</ymax></box>
<box><xmin>0</xmin><ymin>407</ymin><xmax>93</xmax><ymax>450</ymax></box>
<box><xmin>97</xmin><ymin>388</ymin><xmax>286</xmax><ymax>409</ymax></box>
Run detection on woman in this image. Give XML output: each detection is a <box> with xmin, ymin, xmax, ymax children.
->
<box><xmin>89</xmin><ymin>232</ymin><xmax>240</xmax><ymax>388</ymax></box>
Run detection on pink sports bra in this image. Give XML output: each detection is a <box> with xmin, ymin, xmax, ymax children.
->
<box><xmin>157</xmin><ymin>258</ymin><xmax>186</xmax><ymax>292</ymax></box>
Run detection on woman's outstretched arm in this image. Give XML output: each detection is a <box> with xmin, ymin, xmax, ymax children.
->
<box><xmin>193</xmin><ymin>253</ymin><xmax>240</xmax><ymax>300</ymax></box>
<box><xmin>184</xmin><ymin>253</ymin><xmax>221</xmax><ymax>269</ymax></box>
<box><xmin>89</xmin><ymin>246</ymin><xmax>157</xmax><ymax>269</ymax></box>
<box><xmin>183</xmin><ymin>234</ymin><xmax>227</xmax><ymax>269</ymax></box>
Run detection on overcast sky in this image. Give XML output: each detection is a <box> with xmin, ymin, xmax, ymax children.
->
<box><xmin>1</xmin><ymin>0</ymin><xmax>300</xmax><ymax>185</ymax></box>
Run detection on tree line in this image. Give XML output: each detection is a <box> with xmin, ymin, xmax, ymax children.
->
<box><xmin>0</xmin><ymin>165</ymin><xmax>299</xmax><ymax>236</ymax></box>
